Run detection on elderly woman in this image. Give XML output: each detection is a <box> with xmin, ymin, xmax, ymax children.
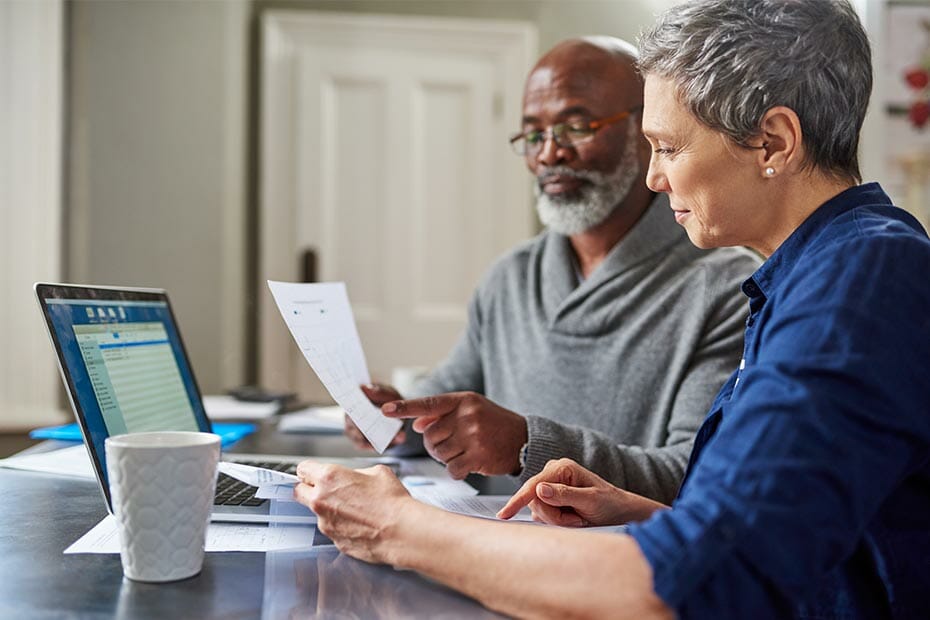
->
<box><xmin>293</xmin><ymin>1</ymin><xmax>930</xmax><ymax>618</ymax></box>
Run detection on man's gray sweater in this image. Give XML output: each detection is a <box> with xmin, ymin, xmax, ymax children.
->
<box><xmin>410</xmin><ymin>195</ymin><xmax>760</xmax><ymax>503</ymax></box>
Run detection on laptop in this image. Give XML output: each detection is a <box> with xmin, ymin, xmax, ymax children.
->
<box><xmin>34</xmin><ymin>282</ymin><xmax>335</xmax><ymax>523</ymax></box>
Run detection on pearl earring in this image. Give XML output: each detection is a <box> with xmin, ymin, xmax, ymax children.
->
<box><xmin>765</xmin><ymin>167</ymin><xmax>776</xmax><ymax>177</ymax></box>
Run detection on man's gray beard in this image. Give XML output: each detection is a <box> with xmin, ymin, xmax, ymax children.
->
<box><xmin>534</xmin><ymin>123</ymin><xmax>641</xmax><ymax>236</ymax></box>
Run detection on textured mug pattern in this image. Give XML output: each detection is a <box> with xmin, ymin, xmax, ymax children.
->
<box><xmin>106</xmin><ymin>433</ymin><xmax>220</xmax><ymax>583</ymax></box>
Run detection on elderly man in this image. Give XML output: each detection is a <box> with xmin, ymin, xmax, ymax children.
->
<box><xmin>348</xmin><ymin>36</ymin><xmax>759</xmax><ymax>503</ymax></box>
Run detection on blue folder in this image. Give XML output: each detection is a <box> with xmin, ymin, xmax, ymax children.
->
<box><xmin>30</xmin><ymin>422</ymin><xmax>257</xmax><ymax>448</ymax></box>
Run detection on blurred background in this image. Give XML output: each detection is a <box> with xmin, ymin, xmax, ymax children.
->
<box><xmin>2</xmin><ymin>0</ymin><xmax>928</xmax><ymax>433</ymax></box>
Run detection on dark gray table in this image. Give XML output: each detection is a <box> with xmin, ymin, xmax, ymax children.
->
<box><xmin>0</xmin><ymin>422</ymin><xmax>515</xmax><ymax>619</ymax></box>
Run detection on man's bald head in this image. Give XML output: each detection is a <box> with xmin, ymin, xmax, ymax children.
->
<box><xmin>526</xmin><ymin>37</ymin><xmax>644</xmax><ymax>112</ymax></box>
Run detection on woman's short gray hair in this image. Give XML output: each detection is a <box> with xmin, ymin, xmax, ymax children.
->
<box><xmin>638</xmin><ymin>0</ymin><xmax>871</xmax><ymax>183</ymax></box>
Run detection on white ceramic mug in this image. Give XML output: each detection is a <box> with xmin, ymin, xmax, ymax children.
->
<box><xmin>105</xmin><ymin>431</ymin><xmax>220</xmax><ymax>583</ymax></box>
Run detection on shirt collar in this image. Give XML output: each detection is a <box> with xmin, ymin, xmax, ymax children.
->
<box><xmin>742</xmin><ymin>182</ymin><xmax>890</xmax><ymax>301</ymax></box>
<box><xmin>591</xmin><ymin>192</ymin><xmax>682</xmax><ymax>285</ymax></box>
<box><xmin>542</xmin><ymin>193</ymin><xmax>684</xmax><ymax>312</ymax></box>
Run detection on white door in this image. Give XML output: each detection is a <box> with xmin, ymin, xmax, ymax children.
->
<box><xmin>260</xmin><ymin>12</ymin><xmax>537</xmax><ymax>401</ymax></box>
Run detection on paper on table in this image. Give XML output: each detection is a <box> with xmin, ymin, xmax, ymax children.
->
<box><xmin>254</xmin><ymin>488</ymin><xmax>533</xmax><ymax>522</ymax></box>
<box><xmin>256</xmin><ymin>484</ymin><xmax>297</xmax><ymax>501</ymax></box>
<box><xmin>419</xmin><ymin>495</ymin><xmax>535</xmax><ymax>522</ymax></box>
<box><xmin>203</xmin><ymin>395</ymin><xmax>279</xmax><ymax>420</ymax></box>
<box><xmin>0</xmin><ymin>444</ymin><xmax>95</xmax><ymax>480</ymax></box>
<box><xmin>277</xmin><ymin>405</ymin><xmax>345</xmax><ymax>433</ymax></box>
<box><xmin>256</xmin><ymin>469</ymin><xmax>479</xmax><ymax>502</ymax></box>
<box><xmin>397</xmin><ymin>457</ymin><xmax>463</xmax><ymax>477</ymax></box>
<box><xmin>396</xmin><ymin>459</ymin><xmax>479</xmax><ymax>497</ymax></box>
<box><xmin>414</xmin><ymin>495</ymin><xmax>627</xmax><ymax>529</ymax></box>
<box><xmin>266</xmin><ymin>281</ymin><xmax>402</xmax><ymax>453</ymax></box>
<box><xmin>64</xmin><ymin>515</ymin><xmax>313</xmax><ymax>554</ymax></box>
<box><xmin>402</xmin><ymin>476</ymin><xmax>479</xmax><ymax>500</ymax></box>
<box><xmin>250</xmin><ymin>488</ymin><xmax>627</xmax><ymax>532</ymax></box>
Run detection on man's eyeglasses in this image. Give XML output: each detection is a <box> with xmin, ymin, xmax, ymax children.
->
<box><xmin>509</xmin><ymin>108</ymin><xmax>640</xmax><ymax>156</ymax></box>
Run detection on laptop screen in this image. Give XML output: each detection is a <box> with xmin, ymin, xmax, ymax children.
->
<box><xmin>35</xmin><ymin>284</ymin><xmax>211</xmax><ymax>504</ymax></box>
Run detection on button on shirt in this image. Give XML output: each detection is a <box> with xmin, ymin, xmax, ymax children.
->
<box><xmin>628</xmin><ymin>183</ymin><xmax>930</xmax><ymax>619</ymax></box>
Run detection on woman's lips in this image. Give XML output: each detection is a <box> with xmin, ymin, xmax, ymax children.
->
<box><xmin>673</xmin><ymin>209</ymin><xmax>690</xmax><ymax>224</ymax></box>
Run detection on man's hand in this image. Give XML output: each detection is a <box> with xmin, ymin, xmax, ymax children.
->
<box><xmin>344</xmin><ymin>384</ymin><xmax>406</xmax><ymax>451</ymax></box>
<box><xmin>293</xmin><ymin>460</ymin><xmax>414</xmax><ymax>564</ymax></box>
<box><xmin>381</xmin><ymin>392</ymin><xmax>528</xmax><ymax>479</ymax></box>
<box><xmin>497</xmin><ymin>458</ymin><xmax>668</xmax><ymax>526</ymax></box>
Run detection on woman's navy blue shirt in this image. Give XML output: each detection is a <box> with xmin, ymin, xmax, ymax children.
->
<box><xmin>629</xmin><ymin>183</ymin><xmax>930</xmax><ymax>619</ymax></box>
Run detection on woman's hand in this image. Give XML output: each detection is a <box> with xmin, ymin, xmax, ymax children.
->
<box><xmin>497</xmin><ymin>458</ymin><xmax>668</xmax><ymax>527</ymax></box>
<box><xmin>293</xmin><ymin>460</ymin><xmax>415</xmax><ymax>564</ymax></box>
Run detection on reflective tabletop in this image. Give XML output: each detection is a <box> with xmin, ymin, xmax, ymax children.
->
<box><xmin>0</xmin><ymin>421</ymin><xmax>515</xmax><ymax>619</ymax></box>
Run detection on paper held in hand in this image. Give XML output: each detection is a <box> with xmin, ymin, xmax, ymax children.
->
<box><xmin>267</xmin><ymin>281</ymin><xmax>402</xmax><ymax>453</ymax></box>
<box><xmin>218</xmin><ymin>461</ymin><xmax>299</xmax><ymax>487</ymax></box>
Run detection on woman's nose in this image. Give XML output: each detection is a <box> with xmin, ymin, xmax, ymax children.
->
<box><xmin>645</xmin><ymin>157</ymin><xmax>668</xmax><ymax>193</ymax></box>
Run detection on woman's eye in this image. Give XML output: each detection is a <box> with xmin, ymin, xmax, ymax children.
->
<box><xmin>654</xmin><ymin>146</ymin><xmax>677</xmax><ymax>156</ymax></box>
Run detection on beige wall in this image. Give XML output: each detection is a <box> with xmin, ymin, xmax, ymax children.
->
<box><xmin>1</xmin><ymin>0</ymin><xmax>64</xmax><ymax>428</ymax></box>
<box><xmin>64</xmin><ymin>0</ymin><xmax>692</xmax><ymax>395</ymax></box>
<box><xmin>68</xmin><ymin>0</ymin><xmax>248</xmax><ymax>394</ymax></box>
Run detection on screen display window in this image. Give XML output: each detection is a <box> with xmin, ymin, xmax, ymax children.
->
<box><xmin>42</xmin><ymin>294</ymin><xmax>207</xmax><ymax>488</ymax></box>
<box><xmin>74</xmin><ymin>321</ymin><xmax>198</xmax><ymax>435</ymax></box>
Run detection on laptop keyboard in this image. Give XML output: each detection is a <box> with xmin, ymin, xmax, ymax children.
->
<box><xmin>214</xmin><ymin>461</ymin><xmax>298</xmax><ymax>507</ymax></box>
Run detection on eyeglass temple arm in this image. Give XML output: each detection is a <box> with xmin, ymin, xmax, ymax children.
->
<box><xmin>588</xmin><ymin>107</ymin><xmax>641</xmax><ymax>130</ymax></box>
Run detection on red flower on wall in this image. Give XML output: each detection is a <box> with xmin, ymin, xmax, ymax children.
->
<box><xmin>909</xmin><ymin>100</ymin><xmax>930</xmax><ymax>128</ymax></box>
<box><xmin>905</xmin><ymin>67</ymin><xmax>929</xmax><ymax>90</ymax></box>
<box><xmin>903</xmin><ymin>20</ymin><xmax>930</xmax><ymax>130</ymax></box>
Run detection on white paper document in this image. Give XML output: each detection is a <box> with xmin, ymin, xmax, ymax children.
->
<box><xmin>419</xmin><ymin>495</ymin><xmax>535</xmax><ymax>522</ymax></box>
<box><xmin>218</xmin><ymin>461</ymin><xmax>299</xmax><ymax>486</ymax></box>
<box><xmin>402</xmin><ymin>476</ymin><xmax>479</xmax><ymax>501</ymax></box>
<box><xmin>246</xmin><ymin>457</ymin><xmax>478</xmax><ymax>504</ymax></box>
<box><xmin>0</xmin><ymin>444</ymin><xmax>96</xmax><ymax>480</ymax></box>
<box><xmin>221</xmin><ymin>461</ymin><xmax>301</xmax><ymax>505</ymax></box>
<box><xmin>277</xmin><ymin>405</ymin><xmax>345</xmax><ymax>433</ymax></box>
<box><xmin>267</xmin><ymin>281</ymin><xmax>402</xmax><ymax>453</ymax></box>
<box><xmin>65</xmin><ymin>515</ymin><xmax>313</xmax><ymax>554</ymax></box>
<box><xmin>256</xmin><ymin>484</ymin><xmax>298</xmax><ymax>501</ymax></box>
<box><xmin>203</xmin><ymin>395</ymin><xmax>279</xmax><ymax>420</ymax></box>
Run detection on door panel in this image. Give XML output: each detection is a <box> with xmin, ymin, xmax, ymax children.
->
<box><xmin>261</xmin><ymin>12</ymin><xmax>537</xmax><ymax>401</ymax></box>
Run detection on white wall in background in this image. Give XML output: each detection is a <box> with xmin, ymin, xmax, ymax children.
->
<box><xmin>68</xmin><ymin>0</ymin><xmax>249</xmax><ymax>395</ymax></box>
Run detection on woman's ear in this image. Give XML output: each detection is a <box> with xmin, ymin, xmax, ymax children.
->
<box><xmin>757</xmin><ymin>106</ymin><xmax>802</xmax><ymax>178</ymax></box>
